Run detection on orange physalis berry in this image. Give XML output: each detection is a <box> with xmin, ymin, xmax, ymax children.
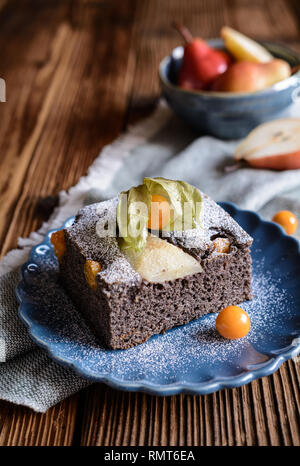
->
<box><xmin>84</xmin><ymin>260</ymin><xmax>102</xmax><ymax>290</ymax></box>
<box><xmin>272</xmin><ymin>210</ymin><xmax>298</xmax><ymax>235</ymax></box>
<box><xmin>216</xmin><ymin>305</ymin><xmax>250</xmax><ymax>340</ymax></box>
<box><xmin>147</xmin><ymin>194</ymin><xmax>171</xmax><ymax>231</ymax></box>
<box><xmin>212</xmin><ymin>237</ymin><xmax>230</xmax><ymax>254</ymax></box>
<box><xmin>51</xmin><ymin>230</ymin><xmax>66</xmax><ymax>262</ymax></box>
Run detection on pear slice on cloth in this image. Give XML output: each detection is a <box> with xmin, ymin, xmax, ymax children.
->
<box><xmin>221</xmin><ymin>26</ymin><xmax>273</xmax><ymax>63</ymax></box>
<box><xmin>234</xmin><ymin>119</ymin><xmax>300</xmax><ymax>170</ymax></box>
<box><xmin>124</xmin><ymin>234</ymin><xmax>202</xmax><ymax>283</ymax></box>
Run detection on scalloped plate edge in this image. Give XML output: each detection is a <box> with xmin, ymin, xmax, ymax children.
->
<box><xmin>16</xmin><ymin>202</ymin><xmax>300</xmax><ymax>395</ymax></box>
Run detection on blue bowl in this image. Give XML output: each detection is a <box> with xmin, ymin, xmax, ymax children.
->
<box><xmin>159</xmin><ymin>39</ymin><xmax>300</xmax><ymax>139</ymax></box>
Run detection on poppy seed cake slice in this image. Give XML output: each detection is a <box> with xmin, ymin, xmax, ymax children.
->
<box><xmin>57</xmin><ymin>193</ymin><xmax>253</xmax><ymax>349</ymax></box>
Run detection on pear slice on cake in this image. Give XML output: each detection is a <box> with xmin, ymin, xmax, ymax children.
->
<box><xmin>235</xmin><ymin>119</ymin><xmax>300</xmax><ymax>170</ymax></box>
<box><xmin>124</xmin><ymin>234</ymin><xmax>202</xmax><ymax>283</ymax></box>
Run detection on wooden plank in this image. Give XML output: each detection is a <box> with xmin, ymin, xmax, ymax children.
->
<box><xmin>224</xmin><ymin>0</ymin><xmax>300</xmax><ymax>41</ymax></box>
<box><xmin>288</xmin><ymin>0</ymin><xmax>300</xmax><ymax>36</ymax></box>
<box><xmin>128</xmin><ymin>0</ymin><xmax>230</xmax><ymax>124</ymax></box>
<box><xmin>0</xmin><ymin>0</ymin><xmax>137</xmax><ymax>254</ymax></box>
<box><xmin>0</xmin><ymin>0</ymin><xmax>137</xmax><ymax>446</ymax></box>
<box><xmin>80</xmin><ymin>367</ymin><xmax>300</xmax><ymax>446</ymax></box>
<box><xmin>271</xmin><ymin>363</ymin><xmax>300</xmax><ymax>445</ymax></box>
<box><xmin>0</xmin><ymin>0</ymin><xmax>82</xmax><ymax>447</ymax></box>
<box><xmin>0</xmin><ymin>0</ymin><xmax>70</xmax><ymax>248</ymax></box>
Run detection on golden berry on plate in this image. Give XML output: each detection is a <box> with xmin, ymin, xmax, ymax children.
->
<box><xmin>216</xmin><ymin>305</ymin><xmax>250</xmax><ymax>339</ymax></box>
<box><xmin>51</xmin><ymin>230</ymin><xmax>66</xmax><ymax>261</ymax></box>
<box><xmin>272</xmin><ymin>210</ymin><xmax>298</xmax><ymax>235</ymax></box>
<box><xmin>148</xmin><ymin>194</ymin><xmax>171</xmax><ymax>230</ymax></box>
<box><xmin>84</xmin><ymin>260</ymin><xmax>102</xmax><ymax>290</ymax></box>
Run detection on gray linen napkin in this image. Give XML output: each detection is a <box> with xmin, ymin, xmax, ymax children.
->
<box><xmin>1</xmin><ymin>101</ymin><xmax>300</xmax><ymax>412</ymax></box>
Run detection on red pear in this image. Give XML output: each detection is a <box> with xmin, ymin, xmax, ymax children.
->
<box><xmin>174</xmin><ymin>23</ymin><xmax>231</xmax><ymax>91</ymax></box>
<box><xmin>235</xmin><ymin>119</ymin><xmax>300</xmax><ymax>170</ymax></box>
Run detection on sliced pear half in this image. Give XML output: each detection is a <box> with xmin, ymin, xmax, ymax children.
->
<box><xmin>221</xmin><ymin>26</ymin><xmax>273</xmax><ymax>63</ymax></box>
<box><xmin>235</xmin><ymin>119</ymin><xmax>300</xmax><ymax>170</ymax></box>
<box><xmin>124</xmin><ymin>234</ymin><xmax>202</xmax><ymax>283</ymax></box>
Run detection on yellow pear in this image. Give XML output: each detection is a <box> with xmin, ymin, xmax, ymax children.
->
<box><xmin>211</xmin><ymin>59</ymin><xmax>291</xmax><ymax>93</ymax></box>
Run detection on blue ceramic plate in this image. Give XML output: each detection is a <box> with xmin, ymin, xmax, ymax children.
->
<box><xmin>16</xmin><ymin>203</ymin><xmax>300</xmax><ymax>395</ymax></box>
<box><xmin>159</xmin><ymin>40</ymin><xmax>300</xmax><ymax>138</ymax></box>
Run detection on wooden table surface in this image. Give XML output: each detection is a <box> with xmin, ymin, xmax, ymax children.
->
<box><xmin>0</xmin><ymin>0</ymin><xmax>300</xmax><ymax>446</ymax></box>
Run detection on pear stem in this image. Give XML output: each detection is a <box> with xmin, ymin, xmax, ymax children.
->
<box><xmin>172</xmin><ymin>21</ymin><xmax>193</xmax><ymax>44</ymax></box>
<box><xmin>224</xmin><ymin>162</ymin><xmax>242</xmax><ymax>173</ymax></box>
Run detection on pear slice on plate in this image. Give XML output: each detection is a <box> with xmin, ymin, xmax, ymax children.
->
<box><xmin>235</xmin><ymin>119</ymin><xmax>300</xmax><ymax>170</ymax></box>
<box><xmin>221</xmin><ymin>26</ymin><xmax>273</xmax><ymax>63</ymax></box>
<box><xmin>124</xmin><ymin>234</ymin><xmax>202</xmax><ymax>283</ymax></box>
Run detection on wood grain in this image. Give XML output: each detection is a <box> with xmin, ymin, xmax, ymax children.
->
<box><xmin>0</xmin><ymin>395</ymin><xmax>80</xmax><ymax>446</ymax></box>
<box><xmin>0</xmin><ymin>0</ymin><xmax>299</xmax><ymax>446</ymax></box>
<box><xmin>0</xmin><ymin>0</ymin><xmax>137</xmax><ymax>446</ymax></box>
